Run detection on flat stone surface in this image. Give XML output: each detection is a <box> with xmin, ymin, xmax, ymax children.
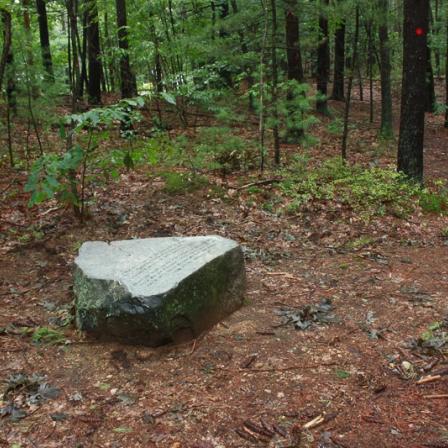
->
<box><xmin>74</xmin><ymin>236</ymin><xmax>246</xmax><ymax>346</ymax></box>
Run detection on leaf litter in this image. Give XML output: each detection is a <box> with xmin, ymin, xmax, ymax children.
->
<box><xmin>275</xmin><ymin>298</ymin><xmax>339</xmax><ymax>330</ymax></box>
<box><xmin>0</xmin><ymin>373</ymin><xmax>61</xmax><ymax>421</ymax></box>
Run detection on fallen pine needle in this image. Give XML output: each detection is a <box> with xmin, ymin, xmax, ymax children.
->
<box><xmin>423</xmin><ymin>394</ymin><xmax>448</xmax><ymax>399</ymax></box>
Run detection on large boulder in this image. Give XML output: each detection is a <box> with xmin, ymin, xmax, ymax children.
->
<box><xmin>74</xmin><ymin>235</ymin><xmax>246</xmax><ymax>346</ymax></box>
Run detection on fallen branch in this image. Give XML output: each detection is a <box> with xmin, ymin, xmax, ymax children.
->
<box><xmin>239</xmin><ymin>362</ymin><xmax>337</xmax><ymax>373</ymax></box>
<box><xmin>0</xmin><ymin>176</ymin><xmax>18</xmax><ymax>196</ymax></box>
<box><xmin>303</xmin><ymin>414</ymin><xmax>324</xmax><ymax>430</ymax></box>
<box><xmin>423</xmin><ymin>394</ymin><xmax>448</xmax><ymax>399</ymax></box>
<box><xmin>416</xmin><ymin>375</ymin><xmax>441</xmax><ymax>385</ymax></box>
<box><xmin>236</xmin><ymin>178</ymin><xmax>282</xmax><ymax>191</ymax></box>
<box><xmin>265</xmin><ymin>271</ymin><xmax>296</xmax><ymax>279</ymax></box>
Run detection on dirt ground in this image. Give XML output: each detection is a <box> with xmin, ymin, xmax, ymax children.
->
<box><xmin>1</xmin><ymin>92</ymin><xmax>448</xmax><ymax>448</ymax></box>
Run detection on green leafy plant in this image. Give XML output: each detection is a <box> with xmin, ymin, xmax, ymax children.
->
<box><xmin>25</xmin><ymin>97</ymin><xmax>144</xmax><ymax>219</ymax></box>
<box><xmin>32</xmin><ymin>327</ymin><xmax>65</xmax><ymax>345</ymax></box>
<box><xmin>335</xmin><ymin>369</ymin><xmax>351</xmax><ymax>379</ymax></box>
<box><xmin>161</xmin><ymin>172</ymin><xmax>209</xmax><ymax>194</ymax></box>
<box><xmin>193</xmin><ymin>127</ymin><xmax>257</xmax><ymax>175</ymax></box>
<box><xmin>419</xmin><ymin>190</ymin><xmax>448</xmax><ymax>214</ymax></box>
<box><xmin>280</xmin><ymin>157</ymin><xmax>422</xmax><ymax>220</ymax></box>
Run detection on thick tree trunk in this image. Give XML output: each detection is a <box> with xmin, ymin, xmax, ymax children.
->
<box><xmin>397</xmin><ymin>0</ymin><xmax>429</xmax><ymax>182</ymax></box>
<box><xmin>378</xmin><ymin>0</ymin><xmax>394</xmax><ymax>138</ymax></box>
<box><xmin>115</xmin><ymin>0</ymin><xmax>137</xmax><ymax>98</ymax></box>
<box><xmin>36</xmin><ymin>0</ymin><xmax>54</xmax><ymax>81</ymax></box>
<box><xmin>86</xmin><ymin>0</ymin><xmax>102</xmax><ymax>104</ymax></box>
<box><xmin>316</xmin><ymin>0</ymin><xmax>330</xmax><ymax>114</ymax></box>
<box><xmin>285</xmin><ymin>0</ymin><xmax>304</xmax><ymax>83</ymax></box>
<box><xmin>284</xmin><ymin>0</ymin><xmax>304</xmax><ymax>142</ymax></box>
<box><xmin>0</xmin><ymin>8</ymin><xmax>12</xmax><ymax>92</ymax></box>
<box><xmin>332</xmin><ymin>21</ymin><xmax>345</xmax><ymax>100</ymax></box>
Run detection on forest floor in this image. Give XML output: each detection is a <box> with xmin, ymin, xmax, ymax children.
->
<box><xmin>1</xmin><ymin>88</ymin><xmax>448</xmax><ymax>448</ymax></box>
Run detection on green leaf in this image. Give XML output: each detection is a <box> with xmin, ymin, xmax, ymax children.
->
<box><xmin>161</xmin><ymin>92</ymin><xmax>177</xmax><ymax>105</ymax></box>
<box><xmin>335</xmin><ymin>369</ymin><xmax>350</xmax><ymax>379</ymax></box>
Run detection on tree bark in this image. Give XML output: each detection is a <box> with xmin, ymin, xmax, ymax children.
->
<box><xmin>86</xmin><ymin>0</ymin><xmax>102</xmax><ymax>104</ymax></box>
<box><xmin>316</xmin><ymin>0</ymin><xmax>330</xmax><ymax>114</ymax></box>
<box><xmin>36</xmin><ymin>0</ymin><xmax>54</xmax><ymax>82</ymax></box>
<box><xmin>397</xmin><ymin>0</ymin><xmax>429</xmax><ymax>182</ymax></box>
<box><xmin>115</xmin><ymin>0</ymin><xmax>137</xmax><ymax>98</ymax></box>
<box><xmin>341</xmin><ymin>5</ymin><xmax>360</xmax><ymax>160</ymax></box>
<box><xmin>67</xmin><ymin>0</ymin><xmax>82</xmax><ymax>107</ymax></box>
<box><xmin>445</xmin><ymin>2</ymin><xmax>448</xmax><ymax>128</ymax></box>
<box><xmin>285</xmin><ymin>0</ymin><xmax>304</xmax><ymax>83</ymax></box>
<box><xmin>378</xmin><ymin>0</ymin><xmax>394</xmax><ymax>138</ymax></box>
<box><xmin>332</xmin><ymin>21</ymin><xmax>345</xmax><ymax>100</ymax></box>
<box><xmin>0</xmin><ymin>8</ymin><xmax>12</xmax><ymax>92</ymax></box>
<box><xmin>425</xmin><ymin>40</ymin><xmax>436</xmax><ymax>112</ymax></box>
<box><xmin>271</xmin><ymin>0</ymin><xmax>280</xmax><ymax>165</ymax></box>
<box><xmin>284</xmin><ymin>0</ymin><xmax>304</xmax><ymax>142</ymax></box>
<box><xmin>22</xmin><ymin>0</ymin><xmax>39</xmax><ymax>97</ymax></box>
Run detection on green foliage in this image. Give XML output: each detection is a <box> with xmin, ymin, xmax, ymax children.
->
<box><xmin>25</xmin><ymin>98</ymin><xmax>144</xmax><ymax>216</ymax></box>
<box><xmin>161</xmin><ymin>172</ymin><xmax>209</xmax><ymax>194</ymax></box>
<box><xmin>419</xmin><ymin>190</ymin><xmax>448</xmax><ymax>214</ymax></box>
<box><xmin>335</xmin><ymin>369</ymin><xmax>351</xmax><ymax>379</ymax></box>
<box><xmin>32</xmin><ymin>327</ymin><xmax>65</xmax><ymax>345</ymax></box>
<box><xmin>280</xmin><ymin>157</ymin><xmax>421</xmax><ymax>220</ymax></box>
<box><xmin>25</xmin><ymin>145</ymin><xmax>83</xmax><ymax>206</ymax></box>
<box><xmin>193</xmin><ymin>127</ymin><xmax>257</xmax><ymax>174</ymax></box>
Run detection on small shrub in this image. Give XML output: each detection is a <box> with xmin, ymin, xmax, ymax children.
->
<box><xmin>280</xmin><ymin>157</ymin><xmax>421</xmax><ymax>220</ymax></box>
<box><xmin>32</xmin><ymin>327</ymin><xmax>65</xmax><ymax>345</ymax></box>
<box><xmin>194</xmin><ymin>127</ymin><xmax>257</xmax><ymax>174</ymax></box>
<box><xmin>419</xmin><ymin>190</ymin><xmax>448</xmax><ymax>214</ymax></box>
<box><xmin>162</xmin><ymin>172</ymin><xmax>208</xmax><ymax>194</ymax></box>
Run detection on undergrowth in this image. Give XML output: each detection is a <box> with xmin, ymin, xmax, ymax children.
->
<box><xmin>277</xmin><ymin>156</ymin><xmax>448</xmax><ymax>220</ymax></box>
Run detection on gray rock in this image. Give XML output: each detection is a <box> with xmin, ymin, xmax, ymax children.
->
<box><xmin>74</xmin><ymin>235</ymin><xmax>246</xmax><ymax>346</ymax></box>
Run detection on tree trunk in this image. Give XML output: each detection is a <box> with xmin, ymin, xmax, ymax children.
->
<box><xmin>284</xmin><ymin>0</ymin><xmax>304</xmax><ymax>142</ymax></box>
<box><xmin>86</xmin><ymin>0</ymin><xmax>102</xmax><ymax>104</ymax></box>
<box><xmin>103</xmin><ymin>11</ymin><xmax>116</xmax><ymax>92</ymax></box>
<box><xmin>115</xmin><ymin>0</ymin><xmax>137</xmax><ymax>98</ymax></box>
<box><xmin>434</xmin><ymin>0</ymin><xmax>441</xmax><ymax>78</ymax></box>
<box><xmin>23</xmin><ymin>0</ymin><xmax>39</xmax><ymax>97</ymax></box>
<box><xmin>425</xmin><ymin>41</ymin><xmax>436</xmax><ymax>112</ymax></box>
<box><xmin>378</xmin><ymin>0</ymin><xmax>394</xmax><ymax>138</ymax></box>
<box><xmin>445</xmin><ymin>3</ymin><xmax>448</xmax><ymax>128</ymax></box>
<box><xmin>367</xmin><ymin>21</ymin><xmax>374</xmax><ymax>123</ymax></box>
<box><xmin>332</xmin><ymin>21</ymin><xmax>345</xmax><ymax>100</ymax></box>
<box><xmin>36</xmin><ymin>0</ymin><xmax>54</xmax><ymax>82</ymax></box>
<box><xmin>397</xmin><ymin>0</ymin><xmax>429</xmax><ymax>183</ymax></box>
<box><xmin>79</xmin><ymin>8</ymin><xmax>88</xmax><ymax>96</ymax></box>
<box><xmin>67</xmin><ymin>0</ymin><xmax>82</xmax><ymax>107</ymax></box>
<box><xmin>0</xmin><ymin>8</ymin><xmax>12</xmax><ymax>91</ymax></box>
<box><xmin>341</xmin><ymin>5</ymin><xmax>360</xmax><ymax>160</ymax></box>
<box><xmin>285</xmin><ymin>0</ymin><xmax>304</xmax><ymax>83</ymax></box>
<box><xmin>316</xmin><ymin>0</ymin><xmax>330</xmax><ymax>114</ymax></box>
<box><xmin>271</xmin><ymin>0</ymin><xmax>280</xmax><ymax>165</ymax></box>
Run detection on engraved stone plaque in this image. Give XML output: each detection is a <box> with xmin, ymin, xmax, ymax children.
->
<box><xmin>74</xmin><ymin>236</ymin><xmax>246</xmax><ymax>346</ymax></box>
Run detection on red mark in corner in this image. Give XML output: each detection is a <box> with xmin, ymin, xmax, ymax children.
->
<box><xmin>415</xmin><ymin>27</ymin><xmax>425</xmax><ymax>36</ymax></box>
